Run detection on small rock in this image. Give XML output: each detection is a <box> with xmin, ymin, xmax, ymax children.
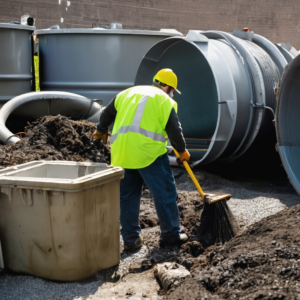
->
<box><xmin>200</xmin><ymin>275</ymin><xmax>211</xmax><ymax>284</ymax></box>
<box><xmin>141</xmin><ymin>260</ymin><xmax>152</xmax><ymax>269</ymax></box>
<box><xmin>150</xmin><ymin>255</ymin><xmax>164</xmax><ymax>264</ymax></box>
<box><xmin>154</xmin><ymin>262</ymin><xmax>190</xmax><ymax>292</ymax></box>
<box><xmin>182</xmin><ymin>260</ymin><xmax>193</xmax><ymax>270</ymax></box>
<box><xmin>280</xmin><ymin>267</ymin><xmax>291</xmax><ymax>275</ymax></box>
<box><xmin>126</xmin><ymin>289</ymin><xmax>134</xmax><ymax>295</ymax></box>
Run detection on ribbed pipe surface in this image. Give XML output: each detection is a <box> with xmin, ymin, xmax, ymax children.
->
<box><xmin>0</xmin><ymin>92</ymin><xmax>102</xmax><ymax>144</ymax></box>
<box><xmin>135</xmin><ymin>30</ymin><xmax>287</xmax><ymax>166</ymax></box>
<box><xmin>243</xmin><ymin>40</ymin><xmax>281</xmax><ymax>112</ymax></box>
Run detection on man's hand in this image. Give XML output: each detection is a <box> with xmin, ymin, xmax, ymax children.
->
<box><xmin>92</xmin><ymin>130</ymin><xmax>108</xmax><ymax>144</ymax></box>
<box><xmin>179</xmin><ymin>149</ymin><xmax>191</xmax><ymax>162</ymax></box>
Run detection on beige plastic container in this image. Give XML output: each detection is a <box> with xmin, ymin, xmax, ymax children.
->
<box><xmin>0</xmin><ymin>161</ymin><xmax>124</xmax><ymax>281</ymax></box>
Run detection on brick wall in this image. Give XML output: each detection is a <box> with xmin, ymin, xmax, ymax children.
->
<box><xmin>0</xmin><ymin>0</ymin><xmax>299</xmax><ymax>49</ymax></box>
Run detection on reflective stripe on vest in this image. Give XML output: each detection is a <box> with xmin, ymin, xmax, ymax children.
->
<box><xmin>111</xmin><ymin>95</ymin><xmax>167</xmax><ymax>144</ymax></box>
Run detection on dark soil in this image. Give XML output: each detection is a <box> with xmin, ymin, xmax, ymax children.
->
<box><xmin>167</xmin><ymin>204</ymin><xmax>300</xmax><ymax>299</ymax></box>
<box><xmin>140</xmin><ymin>189</ymin><xmax>235</xmax><ymax>259</ymax></box>
<box><xmin>138</xmin><ymin>189</ymin><xmax>225</xmax><ymax>297</ymax></box>
<box><xmin>140</xmin><ymin>190</ymin><xmax>204</xmax><ymax>248</ymax></box>
<box><xmin>0</xmin><ymin>115</ymin><xmax>110</xmax><ymax>168</ymax></box>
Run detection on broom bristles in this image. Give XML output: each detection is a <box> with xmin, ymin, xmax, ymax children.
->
<box><xmin>199</xmin><ymin>200</ymin><xmax>238</xmax><ymax>246</ymax></box>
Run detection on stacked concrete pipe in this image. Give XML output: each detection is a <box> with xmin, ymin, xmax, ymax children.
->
<box><xmin>135</xmin><ymin>30</ymin><xmax>288</xmax><ymax>167</ymax></box>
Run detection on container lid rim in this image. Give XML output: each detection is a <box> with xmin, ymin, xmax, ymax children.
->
<box><xmin>34</xmin><ymin>28</ymin><xmax>182</xmax><ymax>36</ymax></box>
<box><xmin>0</xmin><ymin>22</ymin><xmax>36</xmax><ymax>31</ymax></box>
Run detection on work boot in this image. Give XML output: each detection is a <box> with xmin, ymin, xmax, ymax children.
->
<box><xmin>124</xmin><ymin>236</ymin><xmax>143</xmax><ymax>251</ymax></box>
<box><xmin>159</xmin><ymin>233</ymin><xmax>188</xmax><ymax>247</ymax></box>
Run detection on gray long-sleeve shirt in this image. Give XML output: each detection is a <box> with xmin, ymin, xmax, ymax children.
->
<box><xmin>97</xmin><ymin>84</ymin><xmax>186</xmax><ymax>153</ymax></box>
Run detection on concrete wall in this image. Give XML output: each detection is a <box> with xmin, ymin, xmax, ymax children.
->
<box><xmin>0</xmin><ymin>0</ymin><xmax>299</xmax><ymax>49</ymax></box>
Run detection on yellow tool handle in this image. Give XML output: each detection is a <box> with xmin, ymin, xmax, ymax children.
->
<box><xmin>173</xmin><ymin>148</ymin><xmax>205</xmax><ymax>200</ymax></box>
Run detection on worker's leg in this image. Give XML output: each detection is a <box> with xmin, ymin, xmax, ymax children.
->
<box><xmin>120</xmin><ymin>168</ymin><xmax>144</xmax><ymax>246</ymax></box>
<box><xmin>139</xmin><ymin>153</ymin><xmax>181</xmax><ymax>240</ymax></box>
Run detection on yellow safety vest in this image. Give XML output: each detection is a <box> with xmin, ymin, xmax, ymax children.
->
<box><xmin>111</xmin><ymin>85</ymin><xmax>178</xmax><ymax>169</ymax></box>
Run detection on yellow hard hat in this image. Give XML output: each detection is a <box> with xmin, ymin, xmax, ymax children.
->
<box><xmin>153</xmin><ymin>69</ymin><xmax>181</xmax><ymax>94</ymax></box>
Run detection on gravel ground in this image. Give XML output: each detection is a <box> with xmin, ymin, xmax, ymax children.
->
<box><xmin>175</xmin><ymin>168</ymin><xmax>300</xmax><ymax>230</ymax></box>
<box><xmin>1</xmin><ymin>168</ymin><xmax>300</xmax><ymax>300</ymax></box>
<box><xmin>1</xmin><ymin>275</ymin><xmax>100</xmax><ymax>300</ymax></box>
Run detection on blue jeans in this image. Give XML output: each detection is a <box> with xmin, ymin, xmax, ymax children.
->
<box><xmin>120</xmin><ymin>153</ymin><xmax>181</xmax><ymax>246</ymax></box>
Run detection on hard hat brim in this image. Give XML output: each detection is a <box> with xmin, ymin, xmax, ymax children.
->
<box><xmin>175</xmin><ymin>88</ymin><xmax>181</xmax><ymax>95</ymax></box>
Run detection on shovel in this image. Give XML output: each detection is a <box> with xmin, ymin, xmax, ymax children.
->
<box><xmin>173</xmin><ymin>148</ymin><xmax>231</xmax><ymax>204</ymax></box>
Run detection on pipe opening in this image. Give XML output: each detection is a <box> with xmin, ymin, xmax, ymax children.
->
<box><xmin>276</xmin><ymin>55</ymin><xmax>300</xmax><ymax>192</ymax></box>
<box><xmin>136</xmin><ymin>33</ymin><xmax>283</xmax><ymax>174</ymax></box>
<box><xmin>137</xmin><ymin>40</ymin><xmax>218</xmax><ymax>161</ymax></box>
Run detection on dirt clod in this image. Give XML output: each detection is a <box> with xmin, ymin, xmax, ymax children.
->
<box><xmin>0</xmin><ymin>115</ymin><xmax>110</xmax><ymax>168</ymax></box>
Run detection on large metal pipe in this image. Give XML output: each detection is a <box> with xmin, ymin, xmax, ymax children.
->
<box><xmin>0</xmin><ymin>91</ymin><xmax>101</xmax><ymax>144</ymax></box>
<box><xmin>0</xmin><ymin>22</ymin><xmax>35</xmax><ymax>104</ymax></box>
<box><xmin>135</xmin><ymin>30</ymin><xmax>286</xmax><ymax>166</ymax></box>
<box><xmin>277</xmin><ymin>43</ymin><xmax>298</xmax><ymax>63</ymax></box>
<box><xmin>275</xmin><ymin>54</ymin><xmax>300</xmax><ymax>195</ymax></box>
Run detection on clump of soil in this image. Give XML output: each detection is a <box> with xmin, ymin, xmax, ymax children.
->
<box><xmin>167</xmin><ymin>204</ymin><xmax>300</xmax><ymax>299</ymax></box>
<box><xmin>0</xmin><ymin>115</ymin><xmax>110</xmax><ymax>167</ymax></box>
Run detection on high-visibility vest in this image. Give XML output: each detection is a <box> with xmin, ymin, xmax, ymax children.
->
<box><xmin>111</xmin><ymin>85</ymin><xmax>178</xmax><ymax>169</ymax></box>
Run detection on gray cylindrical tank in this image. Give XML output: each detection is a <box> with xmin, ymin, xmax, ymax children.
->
<box><xmin>35</xmin><ymin>27</ymin><xmax>182</xmax><ymax>106</ymax></box>
<box><xmin>135</xmin><ymin>30</ymin><xmax>287</xmax><ymax>166</ymax></box>
<box><xmin>275</xmin><ymin>54</ymin><xmax>300</xmax><ymax>195</ymax></box>
<box><xmin>0</xmin><ymin>22</ymin><xmax>35</xmax><ymax>104</ymax></box>
<box><xmin>277</xmin><ymin>43</ymin><xmax>298</xmax><ymax>63</ymax></box>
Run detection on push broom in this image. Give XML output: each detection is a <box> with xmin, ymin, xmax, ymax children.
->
<box><xmin>173</xmin><ymin>149</ymin><xmax>238</xmax><ymax>246</ymax></box>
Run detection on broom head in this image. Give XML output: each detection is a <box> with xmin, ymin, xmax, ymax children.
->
<box><xmin>203</xmin><ymin>193</ymin><xmax>231</xmax><ymax>204</ymax></box>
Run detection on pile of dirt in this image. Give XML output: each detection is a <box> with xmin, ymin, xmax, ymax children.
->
<box><xmin>0</xmin><ymin>115</ymin><xmax>110</xmax><ymax>168</ymax></box>
<box><xmin>167</xmin><ymin>204</ymin><xmax>300</xmax><ymax>299</ymax></box>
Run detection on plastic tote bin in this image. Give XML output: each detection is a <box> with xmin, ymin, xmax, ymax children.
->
<box><xmin>0</xmin><ymin>161</ymin><xmax>124</xmax><ymax>281</ymax></box>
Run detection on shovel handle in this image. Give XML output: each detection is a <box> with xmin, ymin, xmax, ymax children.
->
<box><xmin>173</xmin><ymin>149</ymin><xmax>205</xmax><ymax>200</ymax></box>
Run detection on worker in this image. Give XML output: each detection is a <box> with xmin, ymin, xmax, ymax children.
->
<box><xmin>93</xmin><ymin>69</ymin><xmax>190</xmax><ymax>251</ymax></box>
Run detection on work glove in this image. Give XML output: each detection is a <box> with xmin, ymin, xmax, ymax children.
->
<box><xmin>179</xmin><ymin>149</ymin><xmax>191</xmax><ymax>163</ymax></box>
<box><xmin>92</xmin><ymin>130</ymin><xmax>108</xmax><ymax>144</ymax></box>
